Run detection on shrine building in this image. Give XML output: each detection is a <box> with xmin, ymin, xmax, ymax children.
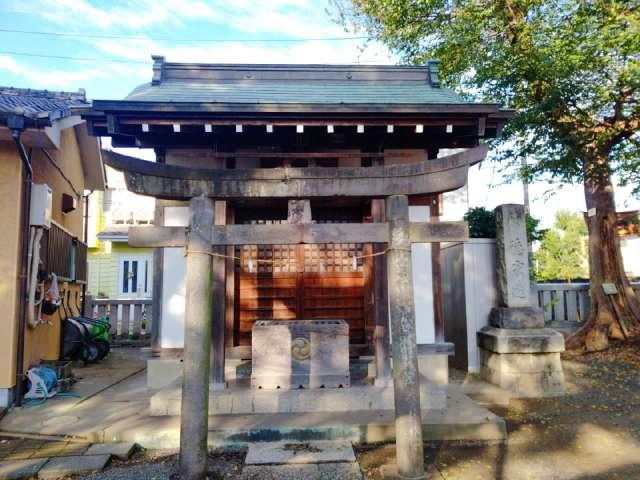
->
<box><xmin>81</xmin><ymin>57</ymin><xmax>511</xmax><ymax>478</ymax></box>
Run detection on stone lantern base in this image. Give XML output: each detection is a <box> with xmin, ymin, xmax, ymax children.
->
<box><xmin>477</xmin><ymin>326</ymin><xmax>565</xmax><ymax>397</ymax></box>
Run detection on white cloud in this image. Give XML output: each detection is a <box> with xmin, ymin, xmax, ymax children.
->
<box><xmin>0</xmin><ymin>55</ymin><xmax>146</xmax><ymax>90</ymax></box>
<box><xmin>13</xmin><ymin>0</ymin><xmax>350</xmax><ymax>39</ymax></box>
<box><xmin>91</xmin><ymin>36</ymin><xmax>393</xmax><ymax>65</ymax></box>
<box><xmin>18</xmin><ymin>0</ymin><xmax>218</xmax><ymax>30</ymax></box>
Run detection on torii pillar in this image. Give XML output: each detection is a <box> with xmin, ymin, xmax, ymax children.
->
<box><xmin>179</xmin><ymin>195</ymin><xmax>214</xmax><ymax>480</ymax></box>
<box><xmin>386</xmin><ymin>195</ymin><xmax>425</xmax><ymax>479</ymax></box>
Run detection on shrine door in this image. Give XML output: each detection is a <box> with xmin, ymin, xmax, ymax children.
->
<box><xmin>233</xmin><ymin>206</ymin><xmax>372</xmax><ymax>348</ymax></box>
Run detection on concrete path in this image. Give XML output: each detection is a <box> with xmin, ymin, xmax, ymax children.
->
<box><xmin>0</xmin><ymin>437</ymin><xmax>136</xmax><ymax>479</ymax></box>
<box><xmin>0</xmin><ymin>348</ymin><xmax>148</xmax><ymax>442</ymax></box>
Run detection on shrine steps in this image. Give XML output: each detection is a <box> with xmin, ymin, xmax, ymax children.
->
<box><xmin>106</xmin><ymin>389</ymin><xmax>506</xmax><ymax>449</ymax></box>
<box><xmin>150</xmin><ymin>381</ymin><xmax>447</xmax><ymax>416</ymax></box>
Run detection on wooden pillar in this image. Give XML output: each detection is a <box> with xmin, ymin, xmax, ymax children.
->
<box><xmin>151</xmin><ymin>199</ymin><xmax>164</xmax><ymax>356</ymax></box>
<box><xmin>386</xmin><ymin>194</ymin><xmax>425</xmax><ymax>479</ymax></box>
<box><xmin>430</xmin><ymin>195</ymin><xmax>444</xmax><ymax>342</ymax></box>
<box><xmin>371</xmin><ymin>199</ymin><xmax>392</xmax><ymax>386</ymax></box>
<box><xmin>179</xmin><ymin>195</ymin><xmax>214</xmax><ymax>480</ymax></box>
<box><xmin>224</xmin><ymin>206</ymin><xmax>235</xmax><ymax>349</ymax></box>
<box><xmin>211</xmin><ymin>201</ymin><xmax>226</xmax><ymax>390</ymax></box>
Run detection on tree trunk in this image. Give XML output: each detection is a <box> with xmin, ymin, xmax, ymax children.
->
<box><xmin>567</xmin><ymin>154</ymin><xmax>640</xmax><ymax>351</ymax></box>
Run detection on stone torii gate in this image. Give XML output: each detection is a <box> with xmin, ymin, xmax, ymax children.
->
<box><xmin>106</xmin><ymin>146</ymin><xmax>484</xmax><ymax>480</ymax></box>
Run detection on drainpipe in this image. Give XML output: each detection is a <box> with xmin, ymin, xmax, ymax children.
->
<box><xmin>81</xmin><ymin>191</ymin><xmax>92</xmax><ymax>315</ymax></box>
<box><xmin>9</xmin><ymin>114</ymin><xmax>32</xmax><ymax>407</ymax></box>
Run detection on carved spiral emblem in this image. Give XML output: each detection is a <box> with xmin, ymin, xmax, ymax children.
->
<box><xmin>291</xmin><ymin>337</ymin><xmax>311</xmax><ymax>361</ymax></box>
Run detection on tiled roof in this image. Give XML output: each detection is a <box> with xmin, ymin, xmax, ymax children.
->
<box><xmin>121</xmin><ymin>60</ymin><xmax>474</xmax><ymax>106</ymax></box>
<box><xmin>0</xmin><ymin>87</ymin><xmax>89</xmax><ymax>117</ymax></box>
<box><xmin>125</xmin><ymin>80</ymin><xmax>467</xmax><ymax>105</ymax></box>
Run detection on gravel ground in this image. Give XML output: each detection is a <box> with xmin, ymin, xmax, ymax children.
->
<box><xmin>357</xmin><ymin>338</ymin><xmax>640</xmax><ymax>479</ymax></box>
<box><xmin>80</xmin><ymin>449</ymin><xmax>244</xmax><ymax>480</ymax></box>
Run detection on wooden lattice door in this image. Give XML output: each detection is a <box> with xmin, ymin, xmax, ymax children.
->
<box><xmin>234</xmin><ymin>207</ymin><xmax>371</xmax><ymax>347</ymax></box>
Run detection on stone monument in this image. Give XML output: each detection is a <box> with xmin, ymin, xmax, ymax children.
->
<box><xmin>477</xmin><ymin>204</ymin><xmax>565</xmax><ymax>397</ymax></box>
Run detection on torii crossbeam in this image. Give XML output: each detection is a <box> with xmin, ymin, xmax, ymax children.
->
<box><xmin>129</xmin><ymin>194</ymin><xmax>468</xmax><ymax>480</ymax></box>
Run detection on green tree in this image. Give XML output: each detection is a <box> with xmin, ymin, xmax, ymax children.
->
<box><xmin>334</xmin><ymin>0</ymin><xmax>640</xmax><ymax>351</ymax></box>
<box><xmin>535</xmin><ymin>211</ymin><xmax>588</xmax><ymax>282</ymax></box>
<box><xmin>464</xmin><ymin>206</ymin><xmax>541</xmax><ymax>243</ymax></box>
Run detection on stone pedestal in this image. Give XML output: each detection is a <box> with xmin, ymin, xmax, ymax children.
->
<box><xmin>478</xmin><ymin>327</ymin><xmax>565</xmax><ymax>397</ymax></box>
<box><xmin>478</xmin><ymin>204</ymin><xmax>565</xmax><ymax>398</ymax></box>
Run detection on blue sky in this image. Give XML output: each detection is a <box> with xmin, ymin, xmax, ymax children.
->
<box><xmin>0</xmin><ymin>0</ymin><xmax>637</xmax><ymax>226</ymax></box>
<box><xmin>0</xmin><ymin>0</ymin><xmax>394</xmax><ymax>98</ymax></box>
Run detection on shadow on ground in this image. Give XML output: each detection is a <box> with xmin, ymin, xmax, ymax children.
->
<box><xmin>356</xmin><ymin>338</ymin><xmax>640</xmax><ymax>480</ymax></box>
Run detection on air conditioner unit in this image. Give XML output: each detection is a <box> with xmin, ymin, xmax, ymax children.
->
<box><xmin>30</xmin><ymin>183</ymin><xmax>52</xmax><ymax>229</ymax></box>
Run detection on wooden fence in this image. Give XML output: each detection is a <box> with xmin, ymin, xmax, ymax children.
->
<box><xmin>85</xmin><ymin>297</ymin><xmax>152</xmax><ymax>344</ymax></box>
<box><xmin>535</xmin><ymin>283</ymin><xmax>640</xmax><ymax>323</ymax></box>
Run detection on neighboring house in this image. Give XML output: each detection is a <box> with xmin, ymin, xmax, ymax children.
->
<box><xmin>87</xmin><ymin>165</ymin><xmax>155</xmax><ymax>299</ymax></box>
<box><xmin>0</xmin><ymin>87</ymin><xmax>105</xmax><ymax>407</ymax></box>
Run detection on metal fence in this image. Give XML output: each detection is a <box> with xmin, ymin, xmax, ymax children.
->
<box><xmin>535</xmin><ymin>283</ymin><xmax>640</xmax><ymax>322</ymax></box>
<box><xmin>85</xmin><ymin>297</ymin><xmax>152</xmax><ymax>344</ymax></box>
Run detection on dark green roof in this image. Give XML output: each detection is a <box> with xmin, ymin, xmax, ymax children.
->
<box><xmin>125</xmin><ymin>80</ymin><xmax>466</xmax><ymax>105</ymax></box>
<box><xmin>120</xmin><ymin>58</ymin><xmax>478</xmax><ymax>107</ymax></box>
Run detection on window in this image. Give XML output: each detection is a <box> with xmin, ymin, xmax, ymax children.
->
<box><xmin>118</xmin><ymin>255</ymin><xmax>152</xmax><ymax>297</ymax></box>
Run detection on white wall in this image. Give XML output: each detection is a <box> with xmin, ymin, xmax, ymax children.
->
<box><xmin>409</xmin><ymin>206</ymin><xmax>435</xmax><ymax>344</ymax></box>
<box><xmin>160</xmin><ymin>206</ymin><xmax>188</xmax><ymax>349</ymax></box>
<box><xmin>621</xmin><ymin>236</ymin><xmax>640</xmax><ymax>278</ymax></box>
<box><xmin>442</xmin><ymin>239</ymin><xmax>498</xmax><ymax>372</ymax></box>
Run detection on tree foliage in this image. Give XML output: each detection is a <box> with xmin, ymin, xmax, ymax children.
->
<box><xmin>464</xmin><ymin>206</ymin><xmax>540</xmax><ymax>242</ymax></box>
<box><xmin>464</xmin><ymin>207</ymin><xmax>497</xmax><ymax>239</ymax></box>
<box><xmin>333</xmin><ymin>0</ymin><xmax>640</xmax><ymax>190</ymax></box>
<box><xmin>334</xmin><ymin>0</ymin><xmax>640</xmax><ymax>350</ymax></box>
<box><xmin>535</xmin><ymin>211</ymin><xmax>589</xmax><ymax>282</ymax></box>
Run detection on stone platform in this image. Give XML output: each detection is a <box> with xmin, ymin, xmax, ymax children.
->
<box><xmin>150</xmin><ymin>381</ymin><xmax>446</xmax><ymax>416</ymax></box>
<box><xmin>0</xmin><ymin>349</ymin><xmax>506</xmax><ymax>451</ymax></box>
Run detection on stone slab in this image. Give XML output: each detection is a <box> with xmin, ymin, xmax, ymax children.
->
<box><xmin>240</xmin><ymin>462</ymin><xmax>363</xmax><ymax>480</ymax></box>
<box><xmin>0</xmin><ymin>458</ymin><xmax>48</xmax><ymax>479</ymax></box>
<box><xmin>245</xmin><ymin>440</ymin><xmax>355</xmax><ymax>465</ymax></box>
<box><xmin>85</xmin><ymin>442</ymin><xmax>136</xmax><ymax>460</ymax></box>
<box><xmin>38</xmin><ymin>454</ymin><xmax>111</xmax><ymax>479</ymax></box>
<box><xmin>489</xmin><ymin>306</ymin><xmax>544</xmax><ymax>329</ymax></box>
<box><xmin>32</xmin><ymin>441</ymin><xmax>88</xmax><ymax>458</ymax></box>
<box><xmin>477</xmin><ymin>327</ymin><xmax>565</xmax><ymax>354</ymax></box>
<box><xmin>494</xmin><ymin>204</ymin><xmax>531</xmax><ymax>308</ymax></box>
<box><xmin>147</xmin><ymin>358</ymin><xmax>183</xmax><ymax>389</ymax></box>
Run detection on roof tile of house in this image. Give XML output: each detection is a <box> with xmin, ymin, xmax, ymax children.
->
<box><xmin>0</xmin><ymin>87</ymin><xmax>89</xmax><ymax>117</ymax></box>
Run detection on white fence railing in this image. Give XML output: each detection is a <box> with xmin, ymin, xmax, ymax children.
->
<box><xmin>535</xmin><ymin>283</ymin><xmax>640</xmax><ymax>323</ymax></box>
<box><xmin>85</xmin><ymin>297</ymin><xmax>152</xmax><ymax>344</ymax></box>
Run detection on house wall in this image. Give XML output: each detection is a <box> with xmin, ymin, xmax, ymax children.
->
<box><xmin>0</xmin><ymin>143</ymin><xmax>24</xmax><ymax>391</ymax></box>
<box><xmin>88</xmin><ymin>243</ymin><xmax>154</xmax><ymax>298</ymax></box>
<box><xmin>0</xmin><ymin>127</ymin><xmax>87</xmax><ymax>391</ymax></box>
